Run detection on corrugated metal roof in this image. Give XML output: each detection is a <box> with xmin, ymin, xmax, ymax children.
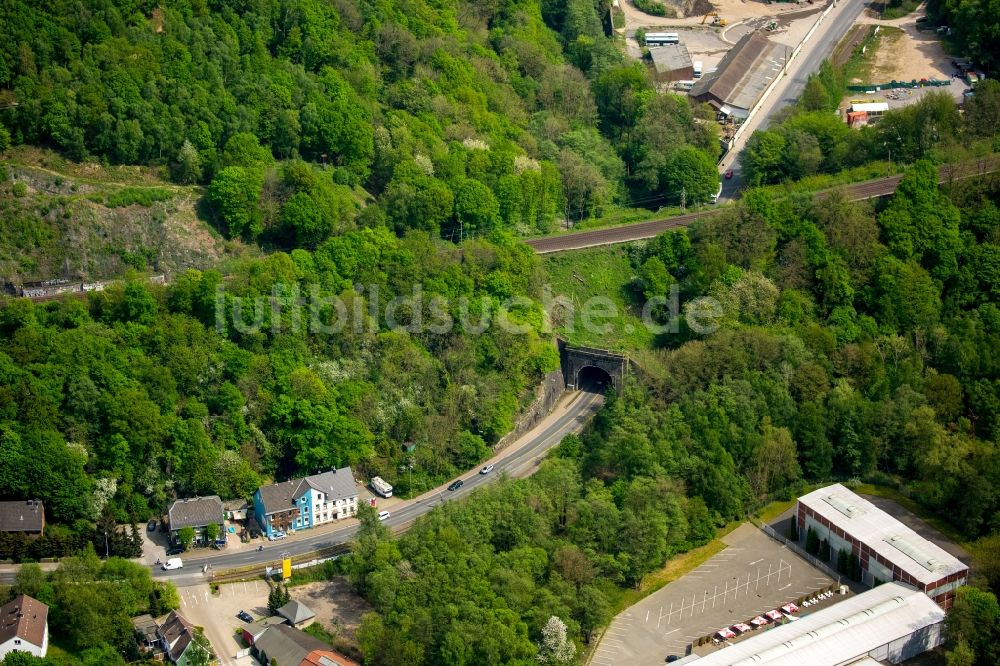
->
<box><xmin>690</xmin><ymin>32</ymin><xmax>785</xmax><ymax>113</ymax></box>
<box><xmin>798</xmin><ymin>484</ymin><xmax>967</xmax><ymax>585</ymax></box>
<box><xmin>686</xmin><ymin>583</ymin><xmax>944</xmax><ymax>666</ymax></box>
<box><xmin>651</xmin><ymin>44</ymin><xmax>693</xmax><ymax>74</ymax></box>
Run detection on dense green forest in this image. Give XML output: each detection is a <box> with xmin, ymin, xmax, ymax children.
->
<box><xmin>742</xmin><ymin>67</ymin><xmax>1000</xmax><ymax>186</ymax></box>
<box><xmin>0</xmin><ymin>0</ymin><xmax>719</xmax><ymax>243</ymax></box>
<box><xmin>926</xmin><ymin>0</ymin><xmax>1000</xmax><ymax>73</ymax></box>
<box><xmin>323</xmin><ymin>165</ymin><xmax>1000</xmax><ymax>665</ymax></box>
<box><xmin>0</xmin><ymin>551</ymin><xmax>181</xmax><ymax>666</ymax></box>
<box><xmin>0</xmin><ymin>226</ymin><xmax>556</xmax><ymax>541</ymax></box>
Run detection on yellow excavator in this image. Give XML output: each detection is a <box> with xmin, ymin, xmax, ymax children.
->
<box><xmin>701</xmin><ymin>12</ymin><xmax>727</xmax><ymax>27</ymax></box>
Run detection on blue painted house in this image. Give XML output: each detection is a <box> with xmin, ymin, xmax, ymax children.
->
<box><xmin>253</xmin><ymin>468</ymin><xmax>358</xmax><ymax>538</ymax></box>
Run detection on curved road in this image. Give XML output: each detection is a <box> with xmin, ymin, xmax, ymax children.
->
<box><xmin>527</xmin><ymin>157</ymin><xmax>1000</xmax><ymax>254</ymax></box>
<box><xmin>152</xmin><ymin>386</ymin><xmax>605</xmax><ymax>587</ymax></box>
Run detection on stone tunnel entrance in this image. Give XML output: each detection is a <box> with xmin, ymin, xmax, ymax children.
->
<box><xmin>577</xmin><ymin>366</ymin><xmax>614</xmax><ymax>392</ymax></box>
<box><xmin>558</xmin><ymin>340</ymin><xmax>628</xmax><ymax>391</ymax></box>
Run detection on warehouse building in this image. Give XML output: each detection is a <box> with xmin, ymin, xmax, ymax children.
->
<box><xmin>689</xmin><ymin>31</ymin><xmax>786</xmax><ymax>120</ymax></box>
<box><xmin>650</xmin><ymin>44</ymin><xmax>694</xmax><ymax>83</ymax></box>
<box><xmin>797</xmin><ymin>484</ymin><xmax>967</xmax><ymax>608</ymax></box>
<box><xmin>683</xmin><ymin>582</ymin><xmax>946</xmax><ymax>665</ymax></box>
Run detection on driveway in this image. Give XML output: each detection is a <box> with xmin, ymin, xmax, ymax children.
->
<box><xmin>179</xmin><ymin>581</ymin><xmax>269</xmax><ymax>666</ymax></box>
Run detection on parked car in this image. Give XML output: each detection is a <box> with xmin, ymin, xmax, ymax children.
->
<box><xmin>666</xmin><ymin>657</ymin><xmax>680</xmax><ymax>663</ymax></box>
<box><xmin>147</xmin><ymin>520</ymin><xmax>157</xmax><ymax>532</ymax></box>
<box><xmin>268</xmin><ymin>531</ymin><xmax>287</xmax><ymax>541</ymax></box>
<box><xmin>166</xmin><ymin>545</ymin><xmax>184</xmax><ymax>556</ymax></box>
<box><xmin>378</xmin><ymin>510</ymin><xmax>391</xmax><ymax>521</ymax></box>
<box><xmin>480</xmin><ymin>464</ymin><xmax>495</xmax><ymax>475</ymax></box>
<box><xmin>447</xmin><ymin>479</ymin><xmax>464</xmax><ymax>491</ymax></box>
<box><xmin>161</xmin><ymin>558</ymin><xmax>183</xmax><ymax>571</ymax></box>
<box><xmin>725</xmin><ymin>169</ymin><xmax>734</xmax><ymax>180</ymax></box>
<box><xmin>237</xmin><ymin>610</ymin><xmax>254</xmax><ymax>623</ymax></box>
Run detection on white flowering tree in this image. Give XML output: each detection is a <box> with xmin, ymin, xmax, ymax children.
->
<box><xmin>537</xmin><ymin>615</ymin><xmax>576</xmax><ymax>664</ymax></box>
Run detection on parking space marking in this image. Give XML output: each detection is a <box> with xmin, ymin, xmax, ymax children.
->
<box><xmin>665</xmin><ymin>559</ymin><xmax>793</xmax><ymax>625</ymax></box>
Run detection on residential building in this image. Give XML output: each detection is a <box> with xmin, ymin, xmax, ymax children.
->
<box><xmin>131</xmin><ymin>614</ymin><xmax>162</xmax><ymax>657</ymax></box>
<box><xmin>251</xmin><ymin>623</ymin><xmax>359</xmax><ymax>666</ymax></box>
<box><xmin>158</xmin><ymin>611</ymin><xmax>212</xmax><ymax>666</ymax></box>
<box><xmin>301</xmin><ymin>649</ymin><xmax>361</xmax><ymax>666</ymax></box>
<box><xmin>690</xmin><ymin>31</ymin><xmax>786</xmax><ymax>120</ymax></box>
<box><xmin>254</xmin><ymin>468</ymin><xmax>358</xmax><ymax>538</ymax></box>
<box><xmin>0</xmin><ymin>500</ymin><xmax>44</xmax><ymax>536</ymax></box>
<box><xmin>0</xmin><ymin>595</ymin><xmax>48</xmax><ymax>659</ymax></box>
<box><xmin>277</xmin><ymin>599</ymin><xmax>316</xmax><ymax>628</ymax></box>
<box><xmin>679</xmin><ymin>582</ymin><xmax>945</xmax><ymax>665</ymax></box>
<box><xmin>650</xmin><ymin>43</ymin><xmax>694</xmax><ymax>83</ymax></box>
<box><xmin>224</xmin><ymin>498</ymin><xmax>249</xmax><ymax>522</ymax></box>
<box><xmin>796</xmin><ymin>484</ymin><xmax>968</xmax><ymax>608</ymax></box>
<box><xmin>168</xmin><ymin>496</ymin><xmax>224</xmax><ymax>546</ymax></box>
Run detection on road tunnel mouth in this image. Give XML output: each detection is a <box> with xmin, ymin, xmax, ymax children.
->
<box><xmin>577</xmin><ymin>366</ymin><xmax>613</xmax><ymax>393</ymax></box>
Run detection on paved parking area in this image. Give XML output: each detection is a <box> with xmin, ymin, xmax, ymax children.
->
<box><xmin>179</xmin><ymin>581</ymin><xmax>268</xmax><ymax>666</ymax></box>
<box><xmin>592</xmin><ymin>524</ymin><xmax>835</xmax><ymax>666</ymax></box>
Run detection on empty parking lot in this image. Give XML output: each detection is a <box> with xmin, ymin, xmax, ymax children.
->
<box><xmin>592</xmin><ymin>524</ymin><xmax>836</xmax><ymax>666</ymax></box>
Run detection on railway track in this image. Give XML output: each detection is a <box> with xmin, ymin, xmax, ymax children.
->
<box><xmin>527</xmin><ymin>157</ymin><xmax>1000</xmax><ymax>254</ymax></box>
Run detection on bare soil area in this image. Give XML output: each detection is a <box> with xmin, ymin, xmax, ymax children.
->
<box><xmin>858</xmin><ymin>8</ymin><xmax>953</xmax><ymax>82</ymax></box>
<box><xmin>290</xmin><ymin>577</ymin><xmax>373</xmax><ymax>643</ymax></box>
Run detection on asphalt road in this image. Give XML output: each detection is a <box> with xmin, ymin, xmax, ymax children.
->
<box><xmin>527</xmin><ymin>157</ymin><xmax>1000</xmax><ymax>254</ymax></box>
<box><xmin>152</xmin><ymin>386</ymin><xmax>605</xmax><ymax>587</ymax></box>
<box><xmin>719</xmin><ymin>0</ymin><xmax>872</xmax><ymax>201</ymax></box>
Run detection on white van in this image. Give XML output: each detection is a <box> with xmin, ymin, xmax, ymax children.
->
<box><xmin>162</xmin><ymin>557</ymin><xmax>183</xmax><ymax>571</ymax></box>
<box><xmin>709</xmin><ymin>183</ymin><xmax>723</xmax><ymax>204</ymax></box>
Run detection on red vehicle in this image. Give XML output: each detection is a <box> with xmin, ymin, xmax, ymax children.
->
<box><xmin>724</xmin><ymin>169</ymin><xmax>734</xmax><ymax>180</ymax></box>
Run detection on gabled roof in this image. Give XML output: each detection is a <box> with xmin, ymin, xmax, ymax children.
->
<box><xmin>168</xmin><ymin>496</ymin><xmax>224</xmax><ymax>530</ymax></box>
<box><xmin>131</xmin><ymin>613</ymin><xmax>159</xmax><ymax>643</ymax></box>
<box><xmin>304</xmin><ymin>469</ymin><xmax>357</xmax><ymax>503</ymax></box>
<box><xmin>256</xmin><ymin>468</ymin><xmax>357</xmax><ymax>515</ymax></box>
<box><xmin>277</xmin><ymin>599</ymin><xmax>316</xmax><ymax>625</ymax></box>
<box><xmin>0</xmin><ymin>500</ymin><xmax>44</xmax><ymax>533</ymax></box>
<box><xmin>685</xmin><ymin>583</ymin><xmax>944</xmax><ymax>665</ymax></box>
<box><xmin>0</xmin><ymin>595</ymin><xmax>48</xmax><ymax>649</ymax></box>
<box><xmin>255</xmin><ymin>624</ymin><xmax>329</xmax><ymax>666</ymax></box>
<box><xmin>302</xmin><ymin>649</ymin><xmax>362</xmax><ymax>666</ymax></box>
<box><xmin>690</xmin><ymin>31</ymin><xmax>786</xmax><ymax>111</ymax></box>
<box><xmin>157</xmin><ymin>611</ymin><xmax>196</xmax><ymax>662</ymax></box>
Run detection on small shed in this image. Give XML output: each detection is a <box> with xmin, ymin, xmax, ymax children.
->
<box><xmin>650</xmin><ymin>44</ymin><xmax>694</xmax><ymax>83</ymax></box>
<box><xmin>277</xmin><ymin>599</ymin><xmax>316</xmax><ymax>628</ymax></box>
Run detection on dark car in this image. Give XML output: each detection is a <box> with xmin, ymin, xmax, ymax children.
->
<box><xmin>237</xmin><ymin>610</ymin><xmax>254</xmax><ymax>623</ymax></box>
<box><xmin>147</xmin><ymin>519</ymin><xmax>157</xmax><ymax>532</ymax></box>
<box><xmin>724</xmin><ymin>169</ymin><xmax>734</xmax><ymax>180</ymax></box>
<box><xmin>666</xmin><ymin>657</ymin><xmax>679</xmax><ymax>663</ymax></box>
<box><xmin>166</xmin><ymin>545</ymin><xmax>184</xmax><ymax>556</ymax></box>
<box><xmin>447</xmin><ymin>479</ymin><xmax>464</xmax><ymax>491</ymax></box>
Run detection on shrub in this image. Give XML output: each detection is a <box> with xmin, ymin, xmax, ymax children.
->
<box><xmin>633</xmin><ymin>0</ymin><xmax>675</xmax><ymax>17</ymax></box>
